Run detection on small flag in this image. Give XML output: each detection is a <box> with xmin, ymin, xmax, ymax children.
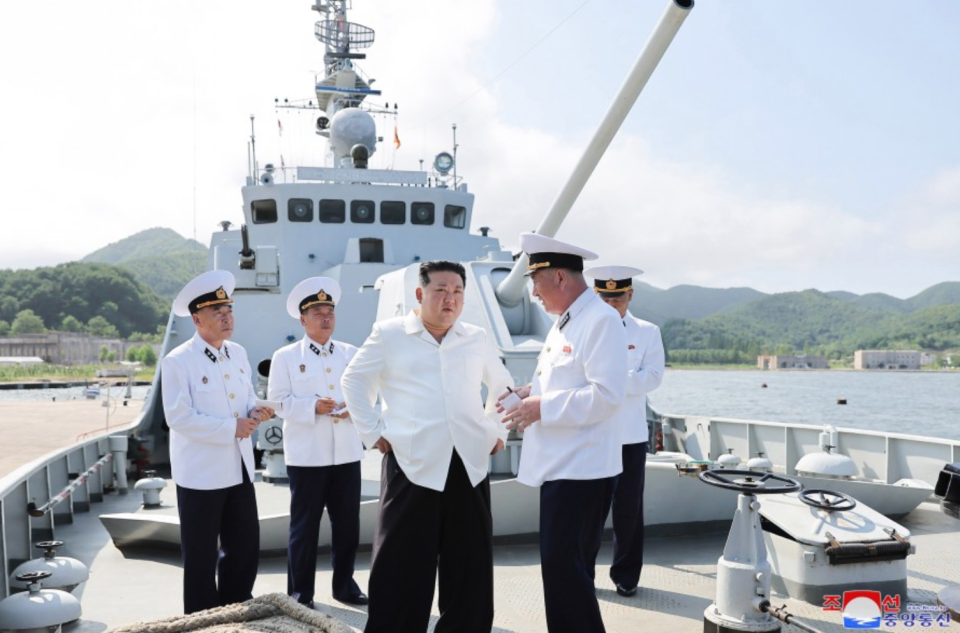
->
<box><xmin>394</xmin><ymin>124</ymin><xmax>401</xmax><ymax>149</ymax></box>
<box><xmin>278</xmin><ymin>119</ymin><xmax>283</xmax><ymax>136</ymax></box>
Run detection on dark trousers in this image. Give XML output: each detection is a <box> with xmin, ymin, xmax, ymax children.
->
<box><xmin>541</xmin><ymin>477</ymin><xmax>615</xmax><ymax>633</ymax></box>
<box><xmin>609</xmin><ymin>442</ymin><xmax>647</xmax><ymax>589</ymax></box>
<box><xmin>364</xmin><ymin>451</ymin><xmax>493</xmax><ymax>633</ymax></box>
<box><xmin>287</xmin><ymin>462</ymin><xmax>362</xmax><ymax>604</ymax></box>
<box><xmin>176</xmin><ymin>470</ymin><xmax>259</xmax><ymax>614</ymax></box>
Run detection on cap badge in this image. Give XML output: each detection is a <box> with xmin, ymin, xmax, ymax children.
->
<box><xmin>215</xmin><ymin>287</ymin><xmax>226</xmax><ymax>299</ymax></box>
<box><xmin>318</xmin><ymin>291</ymin><xmax>327</xmax><ymax>301</ymax></box>
<box><xmin>605</xmin><ymin>279</ymin><xmax>617</xmax><ymax>290</ymax></box>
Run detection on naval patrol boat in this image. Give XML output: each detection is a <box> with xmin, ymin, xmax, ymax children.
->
<box><xmin>2</xmin><ymin>1</ymin><xmax>958</xmax><ymax>631</ymax></box>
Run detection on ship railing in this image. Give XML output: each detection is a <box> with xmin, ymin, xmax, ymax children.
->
<box><xmin>0</xmin><ymin>428</ymin><xmax>128</xmax><ymax>598</ymax></box>
<box><xmin>654</xmin><ymin>412</ymin><xmax>960</xmax><ymax>487</ymax></box>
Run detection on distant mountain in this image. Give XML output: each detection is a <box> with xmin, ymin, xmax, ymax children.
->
<box><xmin>906</xmin><ymin>282</ymin><xmax>960</xmax><ymax>311</ymax></box>
<box><xmin>630</xmin><ymin>281</ymin><xmax>765</xmax><ymax>325</ymax></box>
<box><xmin>661</xmin><ymin>288</ymin><xmax>960</xmax><ymax>362</ymax></box>
<box><xmin>82</xmin><ymin>228</ymin><xmax>207</xmax><ymax>300</ymax></box>
<box><xmin>83</xmin><ymin>227</ymin><xmax>206</xmax><ymax>265</ymax></box>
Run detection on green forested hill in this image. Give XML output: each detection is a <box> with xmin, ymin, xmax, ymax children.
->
<box><xmin>662</xmin><ymin>289</ymin><xmax>960</xmax><ymax>364</ymax></box>
<box><xmin>0</xmin><ymin>262</ymin><xmax>167</xmax><ymax>337</ymax></box>
<box><xmin>82</xmin><ymin>227</ymin><xmax>207</xmax><ymax>300</ymax></box>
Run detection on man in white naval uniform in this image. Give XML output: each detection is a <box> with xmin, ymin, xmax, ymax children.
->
<box><xmin>268</xmin><ymin>277</ymin><xmax>368</xmax><ymax>608</ymax></box>
<box><xmin>500</xmin><ymin>234</ymin><xmax>627</xmax><ymax>633</ymax></box>
<box><xmin>342</xmin><ymin>260</ymin><xmax>514</xmax><ymax>633</ymax></box>
<box><xmin>585</xmin><ymin>265</ymin><xmax>665</xmax><ymax>597</ymax></box>
<box><xmin>161</xmin><ymin>270</ymin><xmax>274</xmax><ymax>614</ymax></box>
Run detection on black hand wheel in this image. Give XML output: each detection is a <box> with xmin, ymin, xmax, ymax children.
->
<box><xmin>799</xmin><ymin>488</ymin><xmax>857</xmax><ymax>511</ymax></box>
<box><xmin>16</xmin><ymin>570</ymin><xmax>52</xmax><ymax>583</ymax></box>
<box><xmin>698</xmin><ymin>469</ymin><xmax>802</xmax><ymax>494</ymax></box>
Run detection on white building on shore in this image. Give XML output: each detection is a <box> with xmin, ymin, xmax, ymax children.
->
<box><xmin>854</xmin><ymin>350</ymin><xmax>921</xmax><ymax>370</ymax></box>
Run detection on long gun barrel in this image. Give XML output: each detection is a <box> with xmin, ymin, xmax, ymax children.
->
<box><xmin>496</xmin><ymin>0</ymin><xmax>694</xmax><ymax>306</ymax></box>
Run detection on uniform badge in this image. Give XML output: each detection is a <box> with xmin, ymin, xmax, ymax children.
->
<box><xmin>563</xmin><ymin>345</ymin><xmax>572</xmax><ymax>353</ymax></box>
<box><xmin>299</xmin><ymin>364</ymin><xmax>306</xmax><ymax>373</ymax></box>
<box><xmin>309</xmin><ymin>343</ymin><xmax>320</xmax><ymax>356</ymax></box>
<box><xmin>318</xmin><ymin>290</ymin><xmax>327</xmax><ymax>301</ymax></box>
<box><xmin>202</xmin><ymin>376</ymin><xmax>208</xmax><ymax>384</ymax></box>
<box><xmin>628</xmin><ymin>344</ymin><xmax>636</xmax><ymax>350</ymax></box>
<box><xmin>605</xmin><ymin>279</ymin><xmax>617</xmax><ymax>290</ymax></box>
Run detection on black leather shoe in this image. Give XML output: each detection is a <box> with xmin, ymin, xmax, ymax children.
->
<box><xmin>298</xmin><ymin>600</ymin><xmax>315</xmax><ymax>609</ymax></box>
<box><xmin>335</xmin><ymin>593</ymin><xmax>369</xmax><ymax>606</ymax></box>
<box><xmin>615</xmin><ymin>583</ymin><xmax>637</xmax><ymax>597</ymax></box>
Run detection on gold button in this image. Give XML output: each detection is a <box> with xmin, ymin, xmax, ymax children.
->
<box><xmin>229</xmin><ymin>393</ymin><xmax>235</xmax><ymax>399</ymax></box>
<box><xmin>219</xmin><ymin>356</ymin><xmax>225</xmax><ymax>362</ymax></box>
<box><xmin>323</xmin><ymin>352</ymin><xmax>328</xmax><ymax>357</ymax></box>
<box><xmin>546</xmin><ymin>346</ymin><xmax>551</xmax><ymax>352</ymax></box>
<box><xmin>326</xmin><ymin>367</ymin><xmax>332</xmax><ymax>373</ymax></box>
<box><xmin>333</xmin><ymin>419</ymin><xmax>339</xmax><ymax>424</ymax></box>
<box><xmin>224</xmin><ymin>374</ymin><xmax>230</xmax><ymax>380</ymax></box>
<box><xmin>329</xmin><ymin>385</ymin><xmax>335</xmax><ymax>390</ymax></box>
<box><xmin>234</xmin><ymin>412</ymin><xmax>239</xmax><ymax>418</ymax></box>
<box><xmin>536</xmin><ymin>370</ymin><xmax>542</xmax><ymax>376</ymax></box>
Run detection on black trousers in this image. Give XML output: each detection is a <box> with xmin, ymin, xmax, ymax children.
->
<box><xmin>541</xmin><ymin>476</ymin><xmax>615</xmax><ymax>633</ymax></box>
<box><xmin>609</xmin><ymin>442</ymin><xmax>647</xmax><ymax>589</ymax></box>
<box><xmin>364</xmin><ymin>451</ymin><xmax>493</xmax><ymax>633</ymax></box>
<box><xmin>176</xmin><ymin>469</ymin><xmax>259</xmax><ymax>614</ymax></box>
<box><xmin>286</xmin><ymin>462</ymin><xmax>362</xmax><ymax>604</ymax></box>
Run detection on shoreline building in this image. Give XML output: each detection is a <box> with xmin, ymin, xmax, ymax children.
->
<box><xmin>757</xmin><ymin>355</ymin><xmax>828</xmax><ymax>370</ymax></box>
<box><xmin>854</xmin><ymin>350</ymin><xmax>921</xmax><ymax>370</ymax></box>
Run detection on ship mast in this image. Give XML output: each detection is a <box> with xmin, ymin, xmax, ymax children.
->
<box><xmin>312</xmin><ymin>0</ymin><xmax>379</xmax><ymax>119</ymax></box>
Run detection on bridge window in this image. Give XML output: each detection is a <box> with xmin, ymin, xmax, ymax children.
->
<box><xmin>359</xmin><ymin>238</ymin><xmax>384</xmax><ymax>263</ymax></box>
<box><xmin>444</xmin><ymin>205</ymin><xmax>467</xmax><ymax>229</ymax></box>
<box><xmin>319</xmin><ymin>199</ymin><xmax>346</xmax><ymax>223</ymax></box>
<box><xmin>411</xmin><ymin>202</ymin><xmax>435</xmax><ymax>225</ymax></box>
<box><xmin>381</xmin><ymin>201</ymin><xmax>406</xmax><ymax>224</ymax></box>
<box><xmin>351</xmin><ymin>200</ymin><xmax>375</xmax><ymax>223</ymax></box>
<box><xmin>251</xmin><ymin>199</ymin><xmax>278</xmax><ymax>224</ymax></box>
<box><xmin>288</xmin><ymin>198</ymin><xmax>313</xmax><ymax>222</ymax></box>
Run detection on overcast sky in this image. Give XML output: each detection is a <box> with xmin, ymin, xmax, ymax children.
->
<box><xmin>1</xmin><ymin>0</ymin><xmax>957</xmax><ymax>298</ymax></box>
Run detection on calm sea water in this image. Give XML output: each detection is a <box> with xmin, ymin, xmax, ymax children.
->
<box><xmin>648</xmin><ymin>369</ymin><xmax>960</xmax><ymax>441</ymax></box>
<box><xmin>2</xmin><ymin>372</ymin><xmax>957</xmax><ymax>440</ymax></box>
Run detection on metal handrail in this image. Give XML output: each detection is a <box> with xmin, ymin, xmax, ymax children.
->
<box><xmin>26</xmin><ymin>453</ymin><xmax>113</xmax><ymax>517</ymax></box>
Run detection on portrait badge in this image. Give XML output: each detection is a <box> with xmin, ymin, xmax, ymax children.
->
<box><xmin>299</xmin><ymin>364</ymin><xmax>306</xmax><ymax>373</ymax></box>
<box><xmin>202</xmin><ymin>376</ymin><xmax>208</xmax><ymax>384</ymax></box>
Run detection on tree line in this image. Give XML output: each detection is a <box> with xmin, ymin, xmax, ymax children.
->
<box><xmin>0</xmin><ymin>262</ymin><xmax>168</xmax><ymax>339</ymax></box>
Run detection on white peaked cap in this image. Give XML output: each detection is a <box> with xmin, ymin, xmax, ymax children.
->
<box><xmin>286</xmin><ymin>276</ymin><xmax>342</xmax><ymax>319</ymax></box>
<box><xmin>173</xmin><ymin>270</ymin><xmax>236</xmax><ymax>317</ymax></box>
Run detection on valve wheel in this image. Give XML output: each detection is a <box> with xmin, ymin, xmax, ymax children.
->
<box><xmin>798</xmin><ymin>488</ymin><xmax>857</xmax><ymax>511</ymax></box>
<box><xmin>264</xmin><ymin>426</ymin><xmax>283</xmax><ymax>445</ymax></box>
<box><xmin>35</xmin><ymin>540</ymin><xmax>64</xmax><ymax>549</ymax></box>
<box><xmin>698</xmin><ymin>469</ymin><xmax>802</xmax><ymax>494</ymax></box>
<box><xmin>16</xmin><ymin>570</ymin><xmax>52</xmax><ymax>582</ymax></box>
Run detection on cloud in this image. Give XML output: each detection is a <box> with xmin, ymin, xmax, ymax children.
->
<box><xmin>895</xmin><ymin>165</ymin><xmax>960</xmax><ymax>252</ymax></box>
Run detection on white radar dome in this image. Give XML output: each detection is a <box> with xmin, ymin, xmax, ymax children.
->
<box><xmin>330</xmin><ymin>108</ymin><xmax>377</xmax><ymax>160</ymax></box>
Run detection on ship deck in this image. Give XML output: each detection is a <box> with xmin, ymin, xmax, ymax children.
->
<box><xmin>57</xmin><ymin>478</ymin><xmax>959</xmax><ymax>633</ymax></box>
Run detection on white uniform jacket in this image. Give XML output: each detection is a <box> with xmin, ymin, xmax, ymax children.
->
<box><xmin>161</xmin><ymin>332</ymin><xmax>257</xmax><ymax>490</ymax></box>
<box><xmin>341</xmin><ymin>311</ymin><xmax>514</xmax><ymax>492</ymax></box>
<box><xmin>609</xmin><ymin>315</ymin><xmax>665</xmax><ymax>445</ymax></box>
<box><xmin>518</xmin><ymin>289</ymin><xmax>628</xmax><ymax>487</ymax></box>
<box><xmin>267</xmin><ymin>336</ymin><xmax>364</xmax><ymax>467</ymax></box>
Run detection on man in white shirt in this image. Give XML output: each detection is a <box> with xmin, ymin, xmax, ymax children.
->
<box><xmin>585</xmin><ymin>265</ymin><xmax>665</xmax><ymax>597</ymax></box>
<box><xmin>161</xmin><ymin>270</ymin><xmax>273</xmax><ymax>614</ymax></box>
<box><xmin>341</xmin><ymin>260</ymin><xmax>513</xmax><ymax>633</ymax></box>
<box><xmin>500</xmin><ymin>233</ymin><xmax>627</xmax><ymax>633</ymax></box>
<box><xmin>267</xmin><ymin>277</ymin><xmax>367</xmax><ymax>608</ymax></box>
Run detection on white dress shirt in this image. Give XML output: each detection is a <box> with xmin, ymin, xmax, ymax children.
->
<box><xmin>341</xmin><ymin>311</ymin><xmax>514</xmax><ymax>492</ymax></box>
<box><xmin>518</xmin><ymin>289</ymin><xmax>628</xmax><ymax>487</ymax></box>
<box><xmin>609</xmin><ymin>314</ymin><xmax>665</xmax><ymax>445</ymax></box>
<box><xmin>161</xmin><ymin>332</ymin><xmax>257</xmax><ymax>490</ymax></box>
<box><xmin>268</xmin><ymin>336</ymin><xmax>364</xmax><ymax>466</ymax></box>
